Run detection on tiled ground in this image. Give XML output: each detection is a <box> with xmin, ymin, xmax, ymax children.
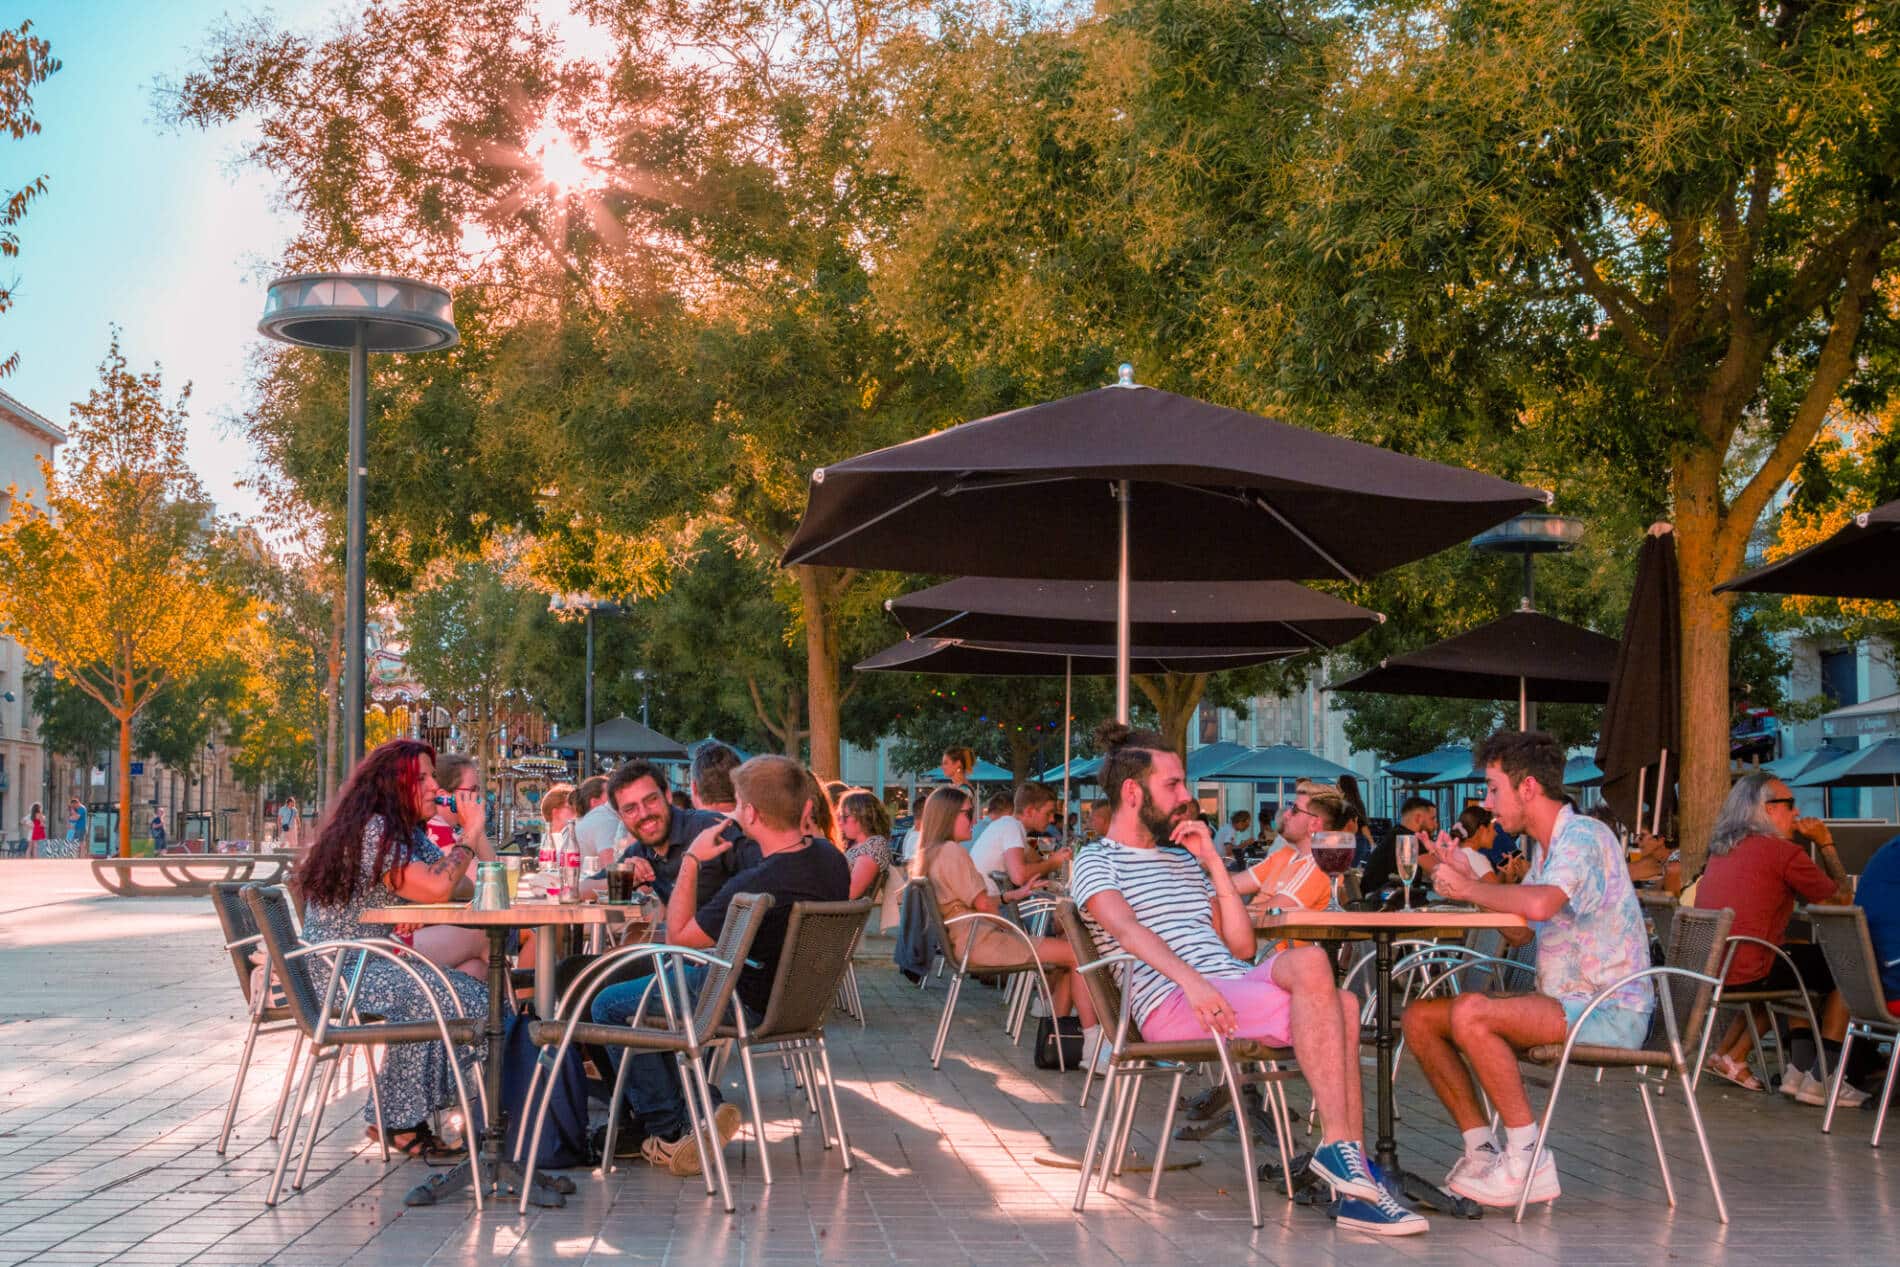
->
<box><xmin>0</xmin><ymin>860</ymin><xmax>1893</xmax><ymax>1265</ymax></box>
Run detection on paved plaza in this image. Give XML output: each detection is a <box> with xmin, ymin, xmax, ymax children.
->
<box><xmin>0</xmin><ymin>861</ymin><xmax>1892</xmax><ymax>1266</ymax></box>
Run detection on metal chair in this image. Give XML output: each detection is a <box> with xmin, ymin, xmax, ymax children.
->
<box><xmin>1698</xmin><ymin>934</ymin><xmax>1829</xmax><ymax>1090</ymax></box>
<box><xmin>210</xmin><ymin>881</ymin><xmax>315</xmax><ymax>1155</ymax></box>
<box><xmin>716</xmin><ymin>898</ymin><xmax>872</xmax><ymax>1182</ymax></box>
<box><xmin>1510</xmin><ymin>905</ymin><xmax>1734</xmax><ymax>1223</ymax></box>
<box><xmin>1807</xmin><ymin>905</ymin><xmax>1900</xmax><ymax>1144</ymax></box>
<box><xmin>1638</xmin><ymin>890</ymin><xmax>1679</xmax><ymax>958</ymax></box>
<box><xmin>242</xmin><ymin>884</ymin><xmax>483</xmax><ymax>1208</ymax></box>
<box><xmin>914</xmin><ymin>876</ymin><xmax>1066</xmax><ymax>1070</ymax></box>
<box><xmin>516</xmin><ymin>893</ymin><xmax>774</xmax><ymax>1214</ymax></box>
<box><xmin>1055</xmin><ymin>900</ymin><xmax>1301</xmax><ymax>1230</ymax></box>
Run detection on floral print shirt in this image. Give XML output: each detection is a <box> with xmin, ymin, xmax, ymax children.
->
<box><xmin>1526</xmin><ymin>805</ymin><xmax>1653</xmax><ymax>1015</ymax></box>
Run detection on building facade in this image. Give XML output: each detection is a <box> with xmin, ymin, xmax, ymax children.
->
<box><xmin>0</xmin><ymin>388</ymin><xmax>65</xmax><ymax>842</ymax></box>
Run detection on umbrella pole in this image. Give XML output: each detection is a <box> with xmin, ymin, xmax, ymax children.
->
<box><xmin>1519</xmin><ymin>676</ymin><xmax>1528</xmax><ymax>731</ymax></box>
<box><xmin>1063</xmin><ymin>656</ymin><xmax>1073</xmax><ymax>840</ymax></box>
<box><xmin>1116</xmin><ymin>478</ymin><xmax>1132</xmax><ymax>723</ymax></box>
<box><xmin>1653</xmin><ymin>749</ymin><xmax>1668</xmax><ymax>837</ymax></box>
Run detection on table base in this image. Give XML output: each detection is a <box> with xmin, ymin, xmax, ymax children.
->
<box><xmin>402</xmin><ymin>1157</ymin><xmax>573</xmax><ymax>1208</ymax></box>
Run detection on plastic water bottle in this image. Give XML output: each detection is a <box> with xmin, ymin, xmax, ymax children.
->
<box><xmin>560</xmin><ymin>837</ymin><xmax>581</xmax><ymax>905</ymax></box>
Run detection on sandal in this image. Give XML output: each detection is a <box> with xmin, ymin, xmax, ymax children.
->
<box><xmin>1703</xmin><ymin>1052</ymin><xmax>1764</xmax><ymax>1092</ymax></box>
<box><xmin>366</xmin><ymin>1124</ymin><xmax>433</xmax><ymax>1157</ymax></box>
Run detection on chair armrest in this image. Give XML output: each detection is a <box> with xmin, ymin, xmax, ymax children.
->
<box><xmin>358</xmin><ymin>937</ymin><xmax>475</xmax><ymax>1020</ymax></box>
<box><xmin>291</xmin><ymin>938</ymin><xmax>476</xmax><ymax>1047</ymax></box>
<box><xmin>548</xmin><ymin>941</ymin><xmax>732</xmax><ymax>1024</ymax></box>
<box><xmin>1554</xmin><ymin>965</ymin><xmax>1720</xmax><ymax>1064</ymax></box>
<box><xmin>944</xmin><ymin>912</ymin><xmax>1047</xmax><ymax>971</ymax></box>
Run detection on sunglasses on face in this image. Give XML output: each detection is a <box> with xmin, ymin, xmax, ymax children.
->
<box><xmin>1766</xmin><ymin>797</ymin><xmax>1796</xmax><ymax>808</ymax></box>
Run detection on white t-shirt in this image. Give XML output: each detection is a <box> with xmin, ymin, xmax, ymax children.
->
<box><xmin>1071</xmin><ymin>839</ymin><xmax>1253</xmax><ymax>1027</ymax></box>
<box><xmin>969</xmin><ymin>815</ymin><xmax>1028</xmax><ymax>896</ymax></box>
<box><xmin>1214</xmin><ymin>824</ymin><xmax>1237</xmax><ymax>854</ymax></box>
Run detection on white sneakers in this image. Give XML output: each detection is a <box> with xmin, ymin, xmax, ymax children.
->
<box><xmin>1446</xmin><ymin>1141</ymin><xmax>1561</xmax><ymax>1209</ymax></box>
<box><xmin>1783</xmin><ymin>1065</ymin><xmax>1871</xmax><ymax>1108</ymax></box>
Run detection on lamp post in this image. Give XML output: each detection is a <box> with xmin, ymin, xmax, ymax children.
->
<box><xmin>633</xmin><ymin>669</ymin><xmax>653</xmax><ymax>728</ymax></box>
<box><xmin>259</xmin><ymin>274</ymin><xmax>459</xmax><ymax>773</ymax></box>
<box><xmin>1472</xmin><ymin>513</ymin><xmax>1587</xmax><ymax>730</ymax></box>
<box><xmin>550</xmin><ymin>594</ymin><xmax>621</xmax><ymax>776</ymax></box>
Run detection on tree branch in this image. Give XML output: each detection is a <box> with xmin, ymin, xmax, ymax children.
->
<box><xmin>1556</xmin><ymin>226</ymin><xmax>1664</xmax><ymax>358</ymax></box>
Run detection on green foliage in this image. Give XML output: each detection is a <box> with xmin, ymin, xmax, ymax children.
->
<box><xmin>29</xmin><ymin>666</ymin><xmax>112</xmax><ymax>763</ymax></box>
<box><xmin>136</xmin><ymin>654</ymin><xmax>247</xmax><ymax>771</ymax></box>
<box><xmin>0</xmin><ymin>20</ymin><xmax>58</xmax><ymax>377</ymax></box>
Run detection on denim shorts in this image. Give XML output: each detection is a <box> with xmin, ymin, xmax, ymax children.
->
<box><xmin>1561</xmin><ymin>999</ymin><xmax>1652</xmax><ymax>1049</ymax></box>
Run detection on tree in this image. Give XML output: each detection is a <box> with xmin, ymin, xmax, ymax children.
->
<box><xmin>0</xmin><ymin>336</ymin><xmax>250</xmax><ymax>855</ymax></box>
<box><xmin>394</xmin><ymin>556</ymin><xmax>550</xmax><ymax>781</ymax></box>
<box><xmin>0</xmin><ymin>21</ymin><xmax>58</xmax><ymax>377</ymax></box>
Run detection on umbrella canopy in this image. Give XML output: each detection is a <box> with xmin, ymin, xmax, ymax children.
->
<box><xmin>1762</xmin><ymin>748</ymin><xmax>1834</xmax><ymax>781</ymax></box>
<box><xmin>888</xmin><ymin>577</ymin><xmax>1382</xmax><ymax>652</ymax></box>
<box><xmin>1716</xmin><ymin>499</ymin><xmax>1900</xmax><ymax>599</ymax></box>
<box><xmin>918</xmin><ymin>756</ymin><xmax>1014</xmax><ymax>783</ymax></box>
<box><xmin>1327</xmin><ymin>610</ymin><xmax>1617</xmax><ymax>710</ymax></box>
<box><xmin>686</xmin><ymin>735</ymin><xmax>752</xmax><ymax>762</ymax></box>
<box><xmin>1199</xmin><ymin>745</ymin><xmax>1358</xmax><ymax>784</ymax></box>
<box><xmin>854</xmin><ymin>637</ymin><xmax>1299</xmax><ymax>677</ymax></box>
<box><xmin>546</xmin><ymin>715</ymin><xmax>688</xmax><ymax>761</ymax></box>
<box><xmin>1186</xmin><ymin>741</ymin><xmax>1255</xmax><ymax>781</ymax></box>
<box><xmin>1385</xmin><ymin>746</ymin><xmax>1472</xmax><ymax>783</ymax></box>
<box><xmin>1596</xmin><ymin>525</ymin><xmax>1682</xmax><ymax>831</ymax></box>
<box><xmin>784</xmin><ymin>377</ymin><xmax>1546</xmax><ymax>717</ymax></box>
<box><xmin>1564</xmin><ymin>755</ymin><xmax>1606</xmax><ymax>787</ymax></box>
<box><xmin>1421</xmin><ymin>755</ymin><xmax>1486</xmax><ymax>788</ymax></box>
<box><xmin>1040</xmin><ymin>754</ymin><xmax>1104</xmax><ymax>782</ymax></box>
<box><xmin>1792</xmin><ymin>739</ymin><xmax>1900</xmax><ymax>788</ymax></box>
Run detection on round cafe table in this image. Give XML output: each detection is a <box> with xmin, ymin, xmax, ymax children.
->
<box><xmin>1254</xmin><ymin>908</ymin><xmax>1527</xmax><ymax>1217</ymax></box>
<box><xmin>362</xmin><ymin>899</ymin><xmax>653</xmax><ymax>1208</ymax></box>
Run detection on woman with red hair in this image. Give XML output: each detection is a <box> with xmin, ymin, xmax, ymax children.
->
<box><xmin>295</xmin><ymin>739</ymin><xmax>489</xmax><ymax>1155</ymax></box>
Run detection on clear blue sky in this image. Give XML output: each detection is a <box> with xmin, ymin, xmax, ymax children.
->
<box><xmin>5</xmin><ymin>1</ymin><xmax>329</xmax><ymax>519</ymax></box>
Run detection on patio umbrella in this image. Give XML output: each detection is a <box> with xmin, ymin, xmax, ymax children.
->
<box><xmin>1564</xmin><ymin>755</ymin><xmax>1605</xmax><ymax>788</ymax></box>
<box><xmin>1327</xmin><ymin>608</ymin><xmax>1617</xmax><ymax>726</ymax></box>
<box><xmin>1385</xmin><ymin>747</ymin><xmax>1472</xmax><ymax>784</ymax></box>
<box><xmin>1041</xmin><ymin>754</ymin><xmax>1103</xmax><ymax>783</ymax></box>
<box><xmin>889</xmin><ymin>578</ymin><xmax>1382</xmax><ymax>652</ymax></box>
<box><xmin>544</xmin><ymin>714</ymin><xmax>689</xmax><ymax>761</ymax></box>
<box><xmin>917</xmin><ymin>756</ymin><xmax>1015</xmax><ymax>783</ymax></box>
<box><xmin>1792</xmin><ymin>738</ymin><xmax>1900</xmax><ymax>823</ymax></box>
<box><xmin>1762</xmin><ymin>748</ymin><xmax>1835</xmax><ymax>781</ymax></box>
<box><xmin>1186</xmin><ymin>741</ymin><xmax>1255</xmax><ymax>781</ymax></box>
<box><xmin>1716</xmin><ymin>498</ymin><xmax>1900</xmax><ymax>599</ymax></box>
<box><xmin>1596</xmin><ymin>524</ymin><xmax>1682</xmax><ymax>835</ymax></box>
<box><xmin>1197</xmin><ymin>744</ymin><xmax>1359</xmax><ymax>825</ymax></box>
<box><xmin>784</xmin><ymin>372</ymin><xmax>1547</xmax><ymax>719</ymax></box>
<box><xmin>856</xmin><ymin>637</ymin><xmax>1313</xmax><ymax>827</ymax></box>
<box><xmin>686</xmin><ymin>735</ymin><xmax>752</xmax><ymax>762</ymax></box>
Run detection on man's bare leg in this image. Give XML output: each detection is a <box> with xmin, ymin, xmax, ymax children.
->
<box><xmin>1270</xmin><ymin>946</ymin><xmax>1363</xmax><ymax>1144</ymax></box>
<box><xmin>1403</xmin><ymin>996</ymin><xmax>1489</xmax><ymax>1132</ymax></box>
<box><xmin>1446</xmin><ymin>993</ymin><xmax>1568</xmax><ymax>1128</ymax></box>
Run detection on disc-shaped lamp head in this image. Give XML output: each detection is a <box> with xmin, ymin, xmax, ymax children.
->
<box><xmin>259</xmin><ymin>273</ymin><xmax>458</xmax><ymax>353</ymax></box>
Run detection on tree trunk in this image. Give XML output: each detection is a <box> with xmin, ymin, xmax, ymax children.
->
<box><xmin>1674</xmin><ymin>477</ymin><xmax>1738</xmax><ymax>880</ymax></box>
<box><xmin>1006</xmin><ymin>730</ymin><xmax>1037</xmax><ymax>782</ymax></box>
<box><xmin>796</xmin><ymin>564</ymin><xmax>843</xmax><ymax>780</ymax></box>
<box><xmin>116</xmin><ymin>711</ymin><xmax>132</xmax><ymax>858</ymax></box>
<box><xmin>1135</xmin><ymin>672</ymin><xmax>1209</xmax><ymax>763</ymax></box>
<box><xmin>783</xmin><ymin>687</ymin><xmax>803</xmax><ymax>758</ymax></box>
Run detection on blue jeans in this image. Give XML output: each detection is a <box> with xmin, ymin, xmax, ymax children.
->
<box><xmin>590</xmin><ymin>963</ymin><xmax>759</xmax><ymax>1141</ymax></box>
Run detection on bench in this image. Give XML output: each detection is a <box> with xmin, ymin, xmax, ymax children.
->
<box><xmin>90</xmin><ymin>852</ymin><xmax>298</xmax><ymax>898</ymax></box>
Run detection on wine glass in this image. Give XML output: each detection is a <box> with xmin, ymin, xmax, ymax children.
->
<box><xmin>1310</xmin><ymin>831</ymin><xmax>1358</xmax><ymax>912</ymax></box>
<box><xmin>1395</xmin><ymin>833</ymin><xmax>1419</xmax><ymax>912</ymax></box>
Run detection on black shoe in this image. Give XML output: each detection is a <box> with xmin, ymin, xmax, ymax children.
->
<box><xmin>589</xmin><ymin>1121</ymin><xmax>646</xmax><ymax>1160</ymax></box>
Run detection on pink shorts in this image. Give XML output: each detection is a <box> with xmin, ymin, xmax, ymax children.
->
<box><xmin>1142</xmin><ymin>956</ymin><xmax>1291</xmax><ymax>1046</ymax></box>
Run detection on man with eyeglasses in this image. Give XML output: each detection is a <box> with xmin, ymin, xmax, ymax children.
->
<box><xmin>603</xmin><ymin>759</ymin><xmax>757</xmax><ymax>900</ymax></box>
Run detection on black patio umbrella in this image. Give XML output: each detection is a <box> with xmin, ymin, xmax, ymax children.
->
<box><xmin>888</xmin><ymin>578</ymin><xmax>1382</xmax><ymax>651</ymax></box>
<box><xmin>1716</xmin><ymin>498</ymin><xmax>1900</xmax><ymax>599</ymax></box>
<box><xmin>1596</xmin><ymin>525</ymin><xmax>1682</xmax><ymax>835</ymax></box>
<box><xmin>783</xmin><ymin>372</ymin><xmax>1547</xmax><ymax>718</ymax></box>
<box><xmin>546</xmin><ymin>714</ymin><xmax>689</xmax><ymax>761</ymax></box>
<box><xmin>1327</xmin><ymin>608</ymin><xmax>1618</xmax><ymax>726</ymax></box>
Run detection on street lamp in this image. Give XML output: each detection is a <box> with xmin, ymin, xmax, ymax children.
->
<box><xmin>633</xmin><ymin>669</ymin><xmax>653</xmax><ymax>728</ymax></box>
<box><xmin>549</xmin><ymin>594</ymin><xmax>621</xmax><ymax>776</ymax></box>
<box><xmin>259</xmin><ymin>274</ymin><xmax>459</xmax><ymax>772</ymax></box>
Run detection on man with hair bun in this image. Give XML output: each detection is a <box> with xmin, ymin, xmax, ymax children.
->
<box><xmin>1070</xmin><ymin>721</ymin><xmax>1425</xmax><ymax>1236</ymax></box>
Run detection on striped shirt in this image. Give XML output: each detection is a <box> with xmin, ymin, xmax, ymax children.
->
<box><xmin>1070</xmin><ymin>838</ymin><xmax>1254</xmax><ymax>1028</ymax></box>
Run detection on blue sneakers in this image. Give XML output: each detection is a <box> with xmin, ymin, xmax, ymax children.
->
<box><xmin>1335</xmin><ymin>1189</ymin><xmax>1429</xmax><ymax>1237</ymax></box>
<box><xmin>1309</xmin><ymin>1140</ymin><xmax>1383</xmax><ymax>1201</ymax></box>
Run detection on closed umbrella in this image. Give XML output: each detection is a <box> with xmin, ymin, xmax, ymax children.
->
<box><xmin>1716</xmin><ymin>499</ymin><xmax>1900</xmax><ymax>599</ymax></box>
<box><xmin>1596</xmin><ymin>525</ymin><xmax>1682</xmax><ymax>834</ymax></box>
<box><xmin>1327</xmin><ymin>609</ymin><xmax>1617</xmax><ymax>727</ymax></box>
<box><xmin>785</xmin><ymin>371</ymin><xmax>1546</xmax><ymax>720</ymax></box>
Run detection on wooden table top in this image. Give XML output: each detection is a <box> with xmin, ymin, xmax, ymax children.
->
<box><xmin>1253</xmin><ymin>908</ymin><xmax>1528</xmax><ymax>941</ymax></box>
<box><xmin>362</xmin><ymin>902</ymin><xmax>654</xmax><ymax>928</ymax></box>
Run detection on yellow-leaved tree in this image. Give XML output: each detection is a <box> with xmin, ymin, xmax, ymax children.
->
<box><xmin>0</xmin><ymin>336</ymin><xmax>250</xmax><ymax>855</ymax></box>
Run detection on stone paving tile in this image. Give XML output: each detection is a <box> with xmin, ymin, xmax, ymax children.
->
<box><xmin>2</xmin><ymin>860</ymin><xmax>1896</xmax><ymax>1265</ymax></box>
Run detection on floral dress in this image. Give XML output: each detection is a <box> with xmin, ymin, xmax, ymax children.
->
<box><xmin>844</xmin><ymin>834</ymin><xmax>894</xmax><ymax>898</ymax></box>
<box><xmin>300</xmin><ymin>816</ymin><xmax>489</xmax><ymax>1129</ymax></box>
